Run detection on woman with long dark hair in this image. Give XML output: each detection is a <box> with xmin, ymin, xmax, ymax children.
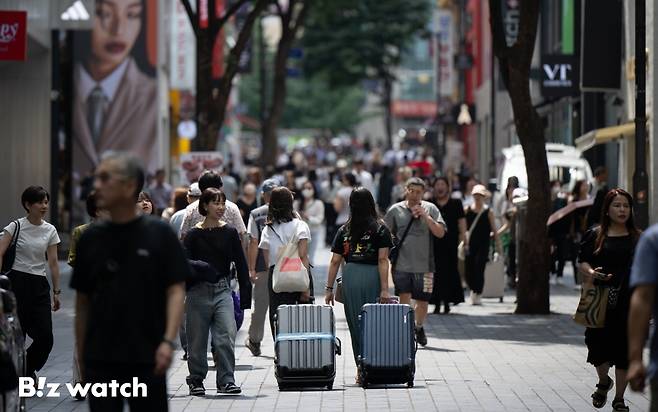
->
<box><xmin>325</xmin><ymin>187</ymin><xmax>392</xmax><ymax>383</ymax></box>
<box><xmin>578</xmin><ymin>188</ymin><xmax>640</xmax><ymax>411</ymax></box>
<box><xmin>259</xmin><ymin>187</ymin><xmax>313</xmax><ymax>334</ymax></box>
<box><xmin>431</xmin><ymin>177</ymin><xmax>465</xmax><ymax>313</ymax></box>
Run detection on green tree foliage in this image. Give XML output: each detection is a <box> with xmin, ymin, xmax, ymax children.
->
<box><xmin>239</xmin><ymin>71</ymin><xmax>366</xmax><ymax>134</ymax></box>
<box><xmin>301</xmin><ymin>0</ymin><xmax>430</xmax><ymax>145</ymax></box>
<box><xmin>302</xmin><ymin>0</ymin><xmax>430</xmax><ymax>86</ymax></box>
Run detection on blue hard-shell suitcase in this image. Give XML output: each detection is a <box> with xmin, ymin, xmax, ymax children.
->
<box><xmin>358</xmin><ymin>303</ymin><xmax>416</xmax><ymax>388</ymax></box>
<box><xmin>274</xmin><ymin>304</ymin><xmax>341</xmax><ymax>390</ymax></box>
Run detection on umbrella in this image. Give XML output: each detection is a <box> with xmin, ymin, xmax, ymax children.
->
<box><xmin>546</xmin><ymin>198</ymin><xmax>594</xmax><ymax>226</ymax></box>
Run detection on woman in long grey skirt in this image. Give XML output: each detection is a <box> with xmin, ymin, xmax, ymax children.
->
<box><xmin>325</xmin><ymin>187</ymin><xmax>393</xmax><ymax>384</ymax></box>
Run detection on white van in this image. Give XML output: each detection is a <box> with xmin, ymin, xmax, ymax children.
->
<box><xmin>497</xmin><ymin>143</ymin><xmax>593</xmax><ymax>192</ymax></box>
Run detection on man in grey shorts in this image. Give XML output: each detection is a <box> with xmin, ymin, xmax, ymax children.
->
<box><xmin>384</xmin><ymin>177</ymin><xmax>446</xmax><ymax>346</ymax></box>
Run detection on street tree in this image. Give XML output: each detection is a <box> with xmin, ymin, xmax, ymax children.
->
<box><xmin>302</xmin><ymin>0</ymin><xmax>430</xmax><ymax>148</ymax></box>
<box><xmin>181</xmin><ymin>0</ymin><xmax>268</xmax><ymax>151</ymax></box>
<box><xmin>489</xmin><ymin>0</ymin><xmax>551</xmax><ymax>314</ymax></box>
<box><xmin>240</xmin><ymin>70</ymin><xmax>366</xmax><ymax>134</ymax></box>
<box><xmin>260</xmin><ymin>0</ymin><xmax>310</xmax><ymax>169</ymax></box>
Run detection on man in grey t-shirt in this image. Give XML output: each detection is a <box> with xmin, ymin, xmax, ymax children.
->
<box><xmin>384</xmin><ymin>177</ymin><xmax>446</xmax><ymax>347</ymax></box>
<box><xmin>244</xmin><ymin>179</ymin><xmax>279</xmax><ymax>356</ymax></box>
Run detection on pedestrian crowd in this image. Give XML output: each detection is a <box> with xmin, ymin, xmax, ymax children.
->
<box><xmin>1</xmin><ymin>149</ymin><xmax>658</xmax><ymax>412</ymax></box>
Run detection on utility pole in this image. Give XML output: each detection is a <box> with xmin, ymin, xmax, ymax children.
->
<box><xmin>634</xmin><ymin>0</ymin><xmax>648</xmax><ymax>229</ymax></box>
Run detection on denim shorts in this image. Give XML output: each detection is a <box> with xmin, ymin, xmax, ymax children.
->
<box><xmin>393</xmin><ymin>271</ymin><xmax>434</xmax><ymax>302</ymax></box>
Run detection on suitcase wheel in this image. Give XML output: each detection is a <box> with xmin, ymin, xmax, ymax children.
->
<box><xmin>499</xmin><ymin>297</ymin><xmax>503</xmax><ymax>303</ymax></box>
<box><xmin>278</xmin><ymin>383</ymin><xmax>286</xmax><ymax>391</ymax></box>
<box><xmin>407</xmin><ymin>381</ymin><xmax>414</xmax><ymax>388</ymax></box>
<box><xmin>326</xmin><ymin>382</ymin><xmax>333</xmax><ymax>390</ymax></box>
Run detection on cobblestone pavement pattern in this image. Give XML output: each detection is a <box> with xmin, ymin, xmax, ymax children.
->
<box><xmin>24</xmin><ymin>248</ymin><xmax>650</xmax><ymax>411</ymax></box>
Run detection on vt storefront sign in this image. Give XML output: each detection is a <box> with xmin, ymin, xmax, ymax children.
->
<box><xmin>0</xmin><ymin>11</ymin><xmax>27</xmax><ymax>61</ymax></box>
<box><xmin>541</xmin><ymin>55</ymin><xmax>579</xmax><ymax>98</ymax></box>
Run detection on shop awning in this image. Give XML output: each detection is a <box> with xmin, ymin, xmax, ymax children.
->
<box><xmin>574</xmin><ymin>121</ymin><xmax>637</xmax><ymax>151</ymax></box>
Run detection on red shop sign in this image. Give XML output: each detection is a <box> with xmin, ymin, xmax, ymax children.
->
<box><xmin>0</xmin><ymin>11</ymin><xmax>27</xmax><ymax>61</ymax></box>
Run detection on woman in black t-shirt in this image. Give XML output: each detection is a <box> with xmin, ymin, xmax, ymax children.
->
<box><xmin>325</xmin><ymin>187</ymin><xmax>393</xmax><ymax>384</ymax></box>
<box><xmin>578</xmin><ymin>189</ymin><xmax>639</xmax><ymax>411</ymax></box>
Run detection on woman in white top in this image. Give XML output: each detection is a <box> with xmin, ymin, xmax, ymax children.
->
<box><xmin>295</xmin><ymin>181</ymin><xmax>325</xmax><ymax>265</ymax></box>
<box><xmin>0</xmin><ymin>186</ymin><xmax>62</xmax><ymax>378</ymax></box>
<box><xmin>259</xmin><ymin>187</ymin><xmax>313</xmax><ymax>335</ymax></box>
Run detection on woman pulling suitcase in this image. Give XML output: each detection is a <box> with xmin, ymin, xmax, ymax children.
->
<box><xmin>325</xmin><ymin>187</ymin><xmax>393</xmax><ymax>384</ymax></box>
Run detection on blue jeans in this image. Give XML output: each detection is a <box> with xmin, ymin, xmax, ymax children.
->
<box><xmin>186</xmin><ymin>279</ymin><xmax>237</xmax><ymax>386</ymax></box>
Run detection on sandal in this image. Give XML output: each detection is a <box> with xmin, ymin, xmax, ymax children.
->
<box><xmin>591</xmin><ymin>376</ymin><xmax>613</xmax><ymax>408</ymax></box>
<box><xmin>611</xmin><ymin>398</ymin><xmax>629</xmax><ymax>412</ymax></box>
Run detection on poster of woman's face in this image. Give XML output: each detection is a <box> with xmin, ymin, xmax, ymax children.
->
<box><xmin>91</xmin><ymin>0</ymin><xmax>143</xmax><ymax>75</ymax></box>
<box><xmin>72</xmin><ymin>0</ymin><xmax>159</xmax><ymax>221</ymax></box>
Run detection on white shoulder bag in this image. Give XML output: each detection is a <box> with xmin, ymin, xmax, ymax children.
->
<box><xmin>271</xmin><ymin>221</ymin><xmax>310</xmax><ymax>293</ymax></box>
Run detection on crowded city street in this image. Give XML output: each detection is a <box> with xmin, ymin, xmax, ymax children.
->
<box><xmin>4</xmin><ymin>0</ymin><xmax>658</xmax><ymax>411</ymax></box>
<box><xmin>22</xmin><ymin>256</ymin><xmax>651</xmax><ymax>412</ymax></box>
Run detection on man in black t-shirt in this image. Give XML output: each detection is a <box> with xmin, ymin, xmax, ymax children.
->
<box><xmin>71</xmin><ymin>152</ymin><xmax>189</xmax><ymax>411</ymax></box>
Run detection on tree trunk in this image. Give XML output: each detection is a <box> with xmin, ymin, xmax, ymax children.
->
<box><xmin>187</xmin><ymin>0</ymin><xmax>267</xmax><ymax>151</ymax></box>
<box><xmin>209</xmin><ymin>0</ymin><xmax>267</xmax><ymax>151</ymax></box>
<box><xmin>508</xmin><ymin>64</ymin><xmax>551</xmax><ymax>314</ymax></box>
<box><xmin>261</xmin><ymin>1</ymin><xmax>310</xmax><ymax>169</ymax></box>
<box><xmin>489</xmin><ymin>0</ymin><xmax>550</xmax><ymax>314</ymax></box>
<box><xmin>383</xmin><ymin>76</ymin><xmax>394</xmax><ymax>149</ymax></box>
<box><xmin>195</xmin><ymin>23</ymin><xmax>214</xmax><ymax>150</ymax></box>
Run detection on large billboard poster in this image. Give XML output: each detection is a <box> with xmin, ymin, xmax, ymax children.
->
<box><xmin>72</xmin><ymin>0</ymin><xmax>158</xmax><ymax>180</ymax></box>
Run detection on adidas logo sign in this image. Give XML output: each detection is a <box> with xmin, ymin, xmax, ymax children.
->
<box><xmin>61</xmin><ymin>0</ymin><xmax>91</xmax><ymax>21</ymax></box>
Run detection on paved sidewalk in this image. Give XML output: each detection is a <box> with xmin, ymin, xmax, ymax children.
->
<box><xmin>23</xmin><ymin>250</ymin><xmax>650</xmax><ymax>411</ymax></box>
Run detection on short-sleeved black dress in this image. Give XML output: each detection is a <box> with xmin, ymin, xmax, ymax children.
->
<box><xmin>578</xmin><ymin>228</ymin><xmax>636</xmax><ymax>369</ymax></box>
<box><xmin>432</xmin><ymin>198</ymin><xmax>465</xmax><ymax>305</ymax></box>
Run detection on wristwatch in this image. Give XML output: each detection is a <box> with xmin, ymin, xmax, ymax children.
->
<box><xmin>53</xmin><ymin>289</ymin><xmax>62</xmax><ymax>295</ymax></box>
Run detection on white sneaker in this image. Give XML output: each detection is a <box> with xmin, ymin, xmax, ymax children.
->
<box><xmin>474</xmin><ymin>294</ymin><xmax>482</xmax><ymax>305</ymax></box>
<box><xmin>470</xmin><ymin>291</ymin><xmax>476</xmax><ymax>305</ymax></box>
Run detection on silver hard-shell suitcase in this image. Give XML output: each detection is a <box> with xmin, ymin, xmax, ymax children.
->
<box><xmin>358</xmin><ymin>303</ymin><xmax>416</xmax><ymax>388</ymax></box>
<box><xmin>274</xmin><ymin>304</ymin><xmax>341</xmax><ymax>390</ymax></box>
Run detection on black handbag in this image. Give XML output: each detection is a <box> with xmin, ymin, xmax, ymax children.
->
<box><xmin>1</xmin><ymin>220</ymin><xmax>20</xmax><ymax>274</ymax></box>
<box><xmin>389</xmin><ymin>212</ymin><xmax>415</xmax><ymax>266</ymax></box>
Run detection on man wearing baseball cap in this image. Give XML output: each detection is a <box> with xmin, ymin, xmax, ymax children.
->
<box><xmin>244</xmin><ymin>179</ymin><xmax>279</xmax><ymax>356</ymax></box>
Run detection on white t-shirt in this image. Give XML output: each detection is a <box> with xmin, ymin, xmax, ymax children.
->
<box><xmin>3</xmin><ymin>217</ymin><xmax>60</xmax><ymax>277</ymax></box>
<box><xmin>335</xmin><ymin>186</ymin><xmax>353</xmax><ymax>226</ymax></box>
<box><xmin>259</xmin><ymin>219</ymin><xmax>311</xmax><ymax>267</ymax></box>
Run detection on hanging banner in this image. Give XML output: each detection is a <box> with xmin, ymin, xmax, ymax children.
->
<box><xmin>72</xmin><ymin>0</ymin><xmax>159</xmax><ymax>177</ymax></box>
<box><xmin>436</xmin><ymin>10</ymin><xmax>455</xmax><ymax>98</ymax></box>
<box><xmin>170</xmin><ymin>0</ymin><xmax>196</xmax><ymax>89</ymax></box>
<box><xmin>0</xmin><ymin>11</ymin><xmax>27</xmax><ymax>61</ymax></box>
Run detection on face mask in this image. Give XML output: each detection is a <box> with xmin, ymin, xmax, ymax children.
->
<box><xmin>302</xmin><ymin>189</ymin><xmax>314</xmax><ymax>198</ymax></box>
